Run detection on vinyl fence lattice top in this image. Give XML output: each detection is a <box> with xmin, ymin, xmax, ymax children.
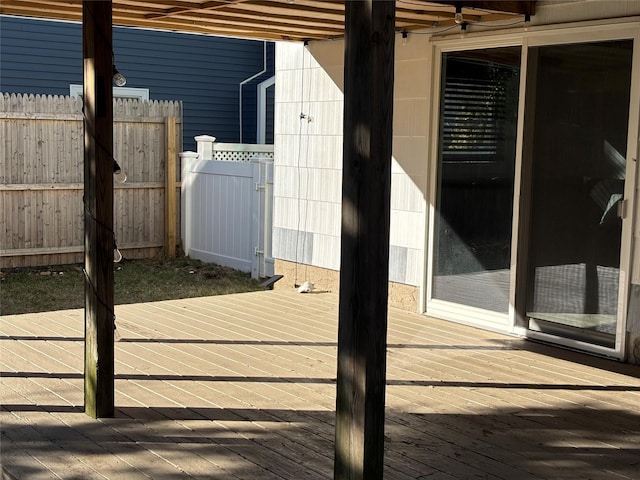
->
<box><xmin>214</xmin><ymin>150</ymin><xmax>274</xmax><ymax>162</ymax></box>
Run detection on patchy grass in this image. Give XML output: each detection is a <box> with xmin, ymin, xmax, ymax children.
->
<box><xmin>0</xmin><ymin>257</ymin><xmax>264</xmax><ymax>316</ymax></box>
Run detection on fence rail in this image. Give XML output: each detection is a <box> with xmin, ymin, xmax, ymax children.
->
<box><xmin>0</xmin><ymin>93</ymin><xmax>182</xmax><ymax>268</ymax></box>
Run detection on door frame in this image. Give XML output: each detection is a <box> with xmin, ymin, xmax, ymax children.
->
<box><xmin>425</xmin><ymin>20</ymin><xmax>640</xmax><ymax>359</ymax></box>
<box><xmin>426</xmin><ymin>34</ymin><xmax>523</xmax><ymax>333</ymax></box>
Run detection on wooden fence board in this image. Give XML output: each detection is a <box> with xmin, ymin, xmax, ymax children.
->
<box><xmin>0</xmin><ymin>93</ymin><xmax>182</xmax><ymax>268</ymax></box>
<box><xmin>165</xmin><ymin>117</ymin><xmax>177</xmax><ymax>257</ymax></box>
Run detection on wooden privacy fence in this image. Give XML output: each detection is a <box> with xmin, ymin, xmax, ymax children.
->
<box><xmin>0</xmin><ymin>93</ymin><xmax>182</xmax><ymax>268</ymax></box>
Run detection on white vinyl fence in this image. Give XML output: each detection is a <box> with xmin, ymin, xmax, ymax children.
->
<box><xmin>181</xmin><ymin>135</ymin><xmax>274</xmax><ymax>279</ymax></box>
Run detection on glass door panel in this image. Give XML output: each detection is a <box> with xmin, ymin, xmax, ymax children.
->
<box><xmin>432</xmin><ymin>47</ymin><xmax>521</xmax><ymax>313</ymax></box>
<box><xmin>525</xmin><ymin>40</ymin><xmax>633</xmax><ymax>348</ymax></box>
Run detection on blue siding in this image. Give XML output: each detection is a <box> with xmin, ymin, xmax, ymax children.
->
<box><xmin>265</xmin><ymin>84</ymin><xmax>275</xmax><ymax>144</ymax></box>
<box><xmin>0</xmin><ymin>16</ymin><xmax>275</xmax><ymax>150</ymax></box>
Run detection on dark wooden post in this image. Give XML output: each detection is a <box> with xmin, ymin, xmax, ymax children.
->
<box><xmin>83</xmin><ymin>0</ymin><xmax>115</xmax><ymax>418</ymax></box>
<box><xmin>334</xmin><ymin>1</ymin><xmax>395</xmax><ymax>479</ymax></box>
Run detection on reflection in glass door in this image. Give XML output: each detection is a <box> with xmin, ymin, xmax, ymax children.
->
<box><xmin>525</xmin><ymin>41</ymin><xmax>633</xmax><ymax>348</ymax></box>
<box><xmin>432</xmin><ymin>47</ymin><xmax>521</xmax><ymax>314</ymax></box>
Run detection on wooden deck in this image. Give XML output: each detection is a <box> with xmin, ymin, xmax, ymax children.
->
<box><xmin>2</xmin><ymin>290</ymin><xmax>639</xmax><ymax>479</ymax></box>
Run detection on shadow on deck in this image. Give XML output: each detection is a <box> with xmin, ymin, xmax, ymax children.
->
<box><xmin>1</xmin><ymin>290</ymin><xmax>639</xmax><ymax>479</ymax></box>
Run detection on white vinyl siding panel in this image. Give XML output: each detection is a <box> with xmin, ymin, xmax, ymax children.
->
<box><xmin>274</xmin><ymin>39</ymin><xmax>429</xmax><ymax>286</ymax></box>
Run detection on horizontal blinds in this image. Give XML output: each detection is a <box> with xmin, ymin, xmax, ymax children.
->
<box><xmin>442</xmin><ymin>77</ymin><xmax>508</xmax><ymax>161</ymax></box>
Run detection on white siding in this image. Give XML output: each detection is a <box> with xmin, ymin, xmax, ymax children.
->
<box><xmin>273</xmin><ymin>37</ymin><xmax>430</xmax><ymax>286</ymax></box>
<box><xmin>535</xmin><ymin>0</ymin><xmax>640</xmax><ymax>26</ymax></box>
<box><xmin>273</xmin><ymin>41</ymin><xmax>345</xmax><ymax>274</ymax></box>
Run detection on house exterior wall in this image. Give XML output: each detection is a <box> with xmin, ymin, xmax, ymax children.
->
<box><xmin>273</xmin><ymin>0</ymin><xmax>640</xmax><ymax>362</ymax></box>
<box><xmin>273</xmin><ymin>41</ymin><xmax>344</xmax><ymax>282</ymax></box>
<box><xmin>0</xmin><ymin>15</ymin><xmax>274</xmax><ymax>150</ymax></box>
<box><xmin>273</xmin><ymin>38</ymin><xmax>429</xmax><ymax>299</ymax></box>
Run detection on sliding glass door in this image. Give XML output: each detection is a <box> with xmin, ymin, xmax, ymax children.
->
<box><xmin>524</xmin><ymin>40</ymin><xmax>634</xmax><ymax>348</ymax></box>
<box><xmin>428</xmin><ymin>30</ymin><xmax>638</xmax><ymax>356</ymax></box>
<box><xmin>432</xmin><ymin>47</ymin><xmax>521</xmax><ymax>315</ymax></box>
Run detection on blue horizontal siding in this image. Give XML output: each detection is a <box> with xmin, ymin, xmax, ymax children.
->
<box><xmin>0</xmin><ymin>17</ymin><xmax>83</xmax><ymax>92</ymax></box>
<box><xmin>0</xmin><ymin>15</ymin><xmax>274</xmax><ymax>149</ymax></box>
<box><xmin>265</xmin><ymin>84</ymin><xmax>275</xmax><ymax>144</ymax></box>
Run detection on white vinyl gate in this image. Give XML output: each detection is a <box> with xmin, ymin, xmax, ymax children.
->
<box><xmin>181</xmin><ymin>137</ymin><xmax>274</xmax><ymax>279</ymax></box>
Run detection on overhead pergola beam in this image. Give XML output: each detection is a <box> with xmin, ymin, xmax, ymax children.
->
<box><xmin>144</xmin><ymin>0</ymin><xmax>252</xmax><ymax>19</ymax></box>
<box><xmin>437</xmin><ymin>1</ymin><xmax>536</xmax><ymax>15</ymax></box>
<box><xmin>335</xmin><ymin>1</ymin><xmax>395</xmax><ymax>478</ymax></box>
<box><xmin>0</xmin><ymin>0</ymin><xmax>535</xmax><ymax>42</ymax></box>
<box><xmin>83</xmin><ymin>0</ymin><xmax>115</xmax><ymax>419</ymax></box>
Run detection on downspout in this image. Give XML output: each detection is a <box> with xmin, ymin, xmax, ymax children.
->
<box><xmin>239</xmin><ymin>41</ymin><xmax>268</xmax><ymax>143</ymax></box>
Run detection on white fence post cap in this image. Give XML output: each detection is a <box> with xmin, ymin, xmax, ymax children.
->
<box><xmin>195</xmin><ymin>135</ymin><xmax>216</xmax><ymax>142</ymax></box>
<box><xmin>195</xmin><ymin>135</ymin><xmax>216</xmax><ymax>161</ymax></box>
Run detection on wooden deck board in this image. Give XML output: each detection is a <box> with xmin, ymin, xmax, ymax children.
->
<box><xmin>2</xmin><ymin>290</ymin><xmax>640</xmax><ymax>479</ymax></box>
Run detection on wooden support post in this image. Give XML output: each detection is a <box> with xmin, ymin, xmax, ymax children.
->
<box><xmin>165</xmin><ymin>116</ymin><xmax>177</xmax><ymax>258</ymax></box>
<box><xmin>334</xmin><ymin>1</ymin><xmax>395</xmax><ymax>479</ymax></box>
<box><xmin>83</xmin><ymin>0</ymin><xmax>115</xmax><ymax>418</ymax></box>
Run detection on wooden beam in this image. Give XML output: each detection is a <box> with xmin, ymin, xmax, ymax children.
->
<box><xmin>165</xmin><ymin>116</ymin><xmax>177</xmax><ymax>258</ymax></box>
<box><xmin>436</xmin><ymin>1</ymin><xmax>536</xmax><ymax>16</ymax></box>
<box><xmin>335</xmin><ymin>1</ymin><xmax>395</xmax><ymax>479</ymax></box>
<box><xmin>83</xmin><ymin>0</ymin><xmax>115</xmax><ymax>419</ymax></box>
<box><xmin>0</xmin><ymin>0</ymin><xmax>531</xmax><ymax>43</ymax></box>
<box><xmin>144</xmin><ymin>0</ymin><xmax>252</xmax><ymax>19</ymax></box>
